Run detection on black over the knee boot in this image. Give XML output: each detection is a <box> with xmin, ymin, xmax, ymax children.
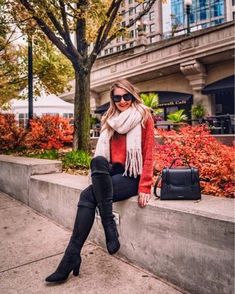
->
<box><xmin>91</xmin><ymin>156</ymin><xmax>120</xmax><ymax>255</ymax></box>
<box><xmin>45</xmin><ymin>188</ymin><xmax>96</xmax><ymax>283</ymax></box>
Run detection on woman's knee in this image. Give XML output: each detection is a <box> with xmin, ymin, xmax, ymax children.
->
<box><xmin>90</xmin><ymin>156</ymin><xmax>110</xmax><ymax>174</ymax></box>
<box><xmin>78</xmin><ymin>186</ymin><xmax>97</xmax><ymax>209</ymax></box>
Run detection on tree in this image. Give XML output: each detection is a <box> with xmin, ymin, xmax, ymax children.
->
<box><xmin>0</xmin><ymin>35</ymin><xmax>74</xmax><ymax>107</ymax></box>
<box><xmin>0</xmin><ymin>1</ymin><xmax>25</xmax><ymax>106</ymax></box>
<box><xmin>22</xmin><ymin>34</ymin><xmax>74</xmax><ymax>97</ymax></box>
<box><xmin>10</xmin><ymin>0</ymin><xmax>157</xmax><ymax>151</ymax></box>
<box><xmin>0</xmin><ymin>0</ymin><xmax>74</xmax><ymax>107</ymax></box>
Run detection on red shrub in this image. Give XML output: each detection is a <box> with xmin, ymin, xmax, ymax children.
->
<box><xmin>154</xmin><ymin>125</ymin><xmax>234</xmax><ymax>198</ymax></box>
<box><xmin>0</xmin><ymin>113</ymin><xmax>26</xmax><ymax>151</ymax></box>
<box><xmin>24</xmin><ymin>115</ymin><xmax>73</xmax><ymax>149</ymax></box>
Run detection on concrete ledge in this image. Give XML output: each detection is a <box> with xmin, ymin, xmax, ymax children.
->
<box><xmin>28</xmin><ymin>173</ymin><xmax>234</xmax><ymax>294</ymax></box>
<box><xmin>29</xmin><ymin>173</ymin><xmax>88</xmax><ymax>229</ymax></box>
<box><xmin>0</xmin><ymin>155</ymin><xmax>62</xmax><ymax>204</ymax></box>
<box><xmin>0</xmin><ymin>156</ymin><xmax>234</xmax><ymax>293</ymax></box>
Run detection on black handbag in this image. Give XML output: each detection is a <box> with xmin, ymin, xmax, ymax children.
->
<box><xmin>154</xmin><ymin>158</ymin><xmax>201</xmax><ymax>200</ymax></box>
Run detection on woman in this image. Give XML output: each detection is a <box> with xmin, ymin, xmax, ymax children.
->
<box><xmin>45</xmin><ymin>79</ymin><xmax>154</xmax><ymax>283</ymax></box>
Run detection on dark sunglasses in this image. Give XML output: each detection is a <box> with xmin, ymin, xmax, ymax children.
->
<box><xmin>112</xmin><ymin>93</ymin><xmax>134</xmax><ymax>103</ymax></box>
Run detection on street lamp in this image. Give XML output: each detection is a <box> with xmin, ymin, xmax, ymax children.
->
<box><xmin>184</xmin><ymin>0</ymin><xmax>192</xmax><ymax>36</ymax></box>
<box><xmin>28</xmin><ymin>33</ymin><xmax>33</xmax><ymax>127</ymax></box>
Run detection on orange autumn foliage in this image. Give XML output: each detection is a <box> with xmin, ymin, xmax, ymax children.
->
<box><xmin>24</xmin><ymin>115</ymin><xmax>73</xmax><ymax>149</ymax></box>
<box><xmin>154</xmin><ymin>125</ymin><xmax>234</xmax><ymax>198</ymax></box>
<box><xmin>0</xmin><ymin>113</ymin><xmax>26</xmax><ymax>150</ymax></box>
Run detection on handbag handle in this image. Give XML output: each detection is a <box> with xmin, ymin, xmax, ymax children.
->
<box><xmin>153</xmin><ymin>174</ymin><xmax>162</xmax><ymax>199</ymax></box>
<box><xmin>169</xmin><ymin>158</ymin><xmax>191</xmax><ymax>169</ymax></box>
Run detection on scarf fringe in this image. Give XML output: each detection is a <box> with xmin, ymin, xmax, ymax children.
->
<box><xmin>124</xmin><ymin>149</ymin><xmax>143</xmax><ymax>178</ymax></box>
<box><xmin>95</xmin><ymin>106</ymin><xmax>143</xmax><ymax>177</ymax></box>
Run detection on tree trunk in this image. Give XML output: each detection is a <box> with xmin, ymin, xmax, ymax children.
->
<box><xmin>73</xmin><ymin>69</ymin><xmax>91</xmax><ymax>152</ymax></box>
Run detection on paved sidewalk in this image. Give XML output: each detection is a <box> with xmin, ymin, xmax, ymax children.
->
<box><xmin>0</xmin><ymin>192</ymin><xmax>183</xmax><ymax>294</ymax></box>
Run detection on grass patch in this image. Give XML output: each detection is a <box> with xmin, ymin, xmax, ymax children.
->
<box><xmin>62</xmin><ymin>150</ymin><xmax>91</xmax><ymax>169</ymax></box>
<box><xmin>1</xmin><ymin>148</ymin><xmax>91</xmax><ymax>176</ymax></box>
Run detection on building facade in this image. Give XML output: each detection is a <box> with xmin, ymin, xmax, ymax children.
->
<box><xmin>170</xmin><ymin>0</ymin><xmax>225</xmax><ymax>34</ymax></box>
<box><xmin>90</xmin><ymin>21</ymin><xmax>234</xmax><ymax>122</ymax></box>
<box><xmin>59</xmin><ymin>2</ymin><xmax>234</xmax><ymax>131</ymax></box>
<box><xmin>98</xmin><ymin>0</ymin><xmax>234</xmax><ymax>56</ymax></box>
<box><xmin>99</xmin><ymin>0</ymin><xmax>163</xmax><ymax>57</ymax></box>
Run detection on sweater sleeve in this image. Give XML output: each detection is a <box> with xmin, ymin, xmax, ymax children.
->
<box><xmin>138</xmin><ymin>116</ymin><xmax>154</xmax><ymax>194</ymax></box>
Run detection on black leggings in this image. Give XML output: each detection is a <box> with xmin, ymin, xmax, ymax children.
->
<box><xmin>78</xmin><ymin>156</ymin><xmax>139</xmax><ymax>209</ymax></box>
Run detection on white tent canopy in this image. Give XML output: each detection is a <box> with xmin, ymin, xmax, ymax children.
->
<box><xmin>10</xmin><ymin>91</ymin><xmax>74</xmax><ymax>117</ymax></box>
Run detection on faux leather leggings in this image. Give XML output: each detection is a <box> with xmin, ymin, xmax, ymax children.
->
<box><xmin>78</xmin><ymin>156</ymin><xmax>140</xmax><ymax>209</ymax></box>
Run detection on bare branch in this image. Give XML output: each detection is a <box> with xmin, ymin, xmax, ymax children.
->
<box><xmin>125</xmin><ymin>0</ymin><xmax>156</xmax><ymax>29</ymax></box>
<box><xmin>89</xmin><ymin>0</ymin><xmax>122</xmax><ymax>66</ymax></box>
<box><xmin>18</xmin><ymin>0</ymin><xmax>83</xmax><ymax>66</ymax></box>
<box><xmin>101</xmin><ymin>0</ymin><xmax>156</xmax><ymax>51</ymax></box>
<box><xmin>58</xmin><ymin>0</ymin><xmax>74</xmax><ymax>47</ymax></box>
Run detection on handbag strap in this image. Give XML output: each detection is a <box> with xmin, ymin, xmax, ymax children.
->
<box><xmin>153</xmin><ymin>174</ymin><xmax>162</xmax><ymax>199</ymax></box>
<box><xmin>169</xmin><ymin>158</ymin><xmax>191</xmax><ymax>169</ymax></box>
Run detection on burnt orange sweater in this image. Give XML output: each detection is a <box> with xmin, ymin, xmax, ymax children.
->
<box><xmin>110</xmin><ymin>116</ymin><xmax>154</xmax><ymax>194</ymax></box>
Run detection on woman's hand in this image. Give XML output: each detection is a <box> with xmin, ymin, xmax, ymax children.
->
<box><xmin>138</xmin><ymin>193</ymin><xmax>151</xmax><ymax>208</ymax></box>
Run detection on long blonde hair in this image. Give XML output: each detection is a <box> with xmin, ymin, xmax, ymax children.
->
<box><xmin>102</xmin><ymin>79</ymin><xmax>152</xmax><ymax>131</ymax></box>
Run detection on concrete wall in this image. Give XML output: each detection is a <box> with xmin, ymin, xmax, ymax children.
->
<box><xmin>29</xmin><ymin>173</ymin><xmax>88</xmax><ymax>230</ymax></box>
<box><xmin>0</xmin><ymin>156</ymin><xmax>234</xmax><ymax>294</ymax></box>
<box><xmin>91</xmin><ymin>197</ymin><xmax>234</xmax><ymax>294</ymax></box>
<box><xmin>0</xmin><ymin>155</ymin><xmax>62</xmax><ymax>205</ymax></box>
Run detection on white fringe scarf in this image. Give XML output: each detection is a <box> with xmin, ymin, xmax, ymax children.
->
<box><xmin>94</xmin><ymin>105</ymin><xmax>143</xmax><ymax>178</ymax></box>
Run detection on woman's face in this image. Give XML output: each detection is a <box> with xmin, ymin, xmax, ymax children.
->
<box><xmin>112</xmin><ymin>87</ymin><xmax>133</xmax><ymax>112</ymax></box>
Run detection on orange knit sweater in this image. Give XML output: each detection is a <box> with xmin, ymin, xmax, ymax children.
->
<box><xmin>110</xmin><ymin>116</ymin><xmax>154</xmax><ymax>194</ymax></box>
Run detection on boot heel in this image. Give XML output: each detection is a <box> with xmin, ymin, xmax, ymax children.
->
<box><xmin>73</xmin><ymin>266</ymin><xmax>80</xmax><ymax>276</ymax></box>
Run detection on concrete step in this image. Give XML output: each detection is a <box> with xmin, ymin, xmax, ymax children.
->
<box><xmin>0</xmin><ymin>155</ymin><xmax>62</xmax><ymax>204</ymax></box>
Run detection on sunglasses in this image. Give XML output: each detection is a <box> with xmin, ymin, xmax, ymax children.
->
<box><xmin>112</xmin><ymin>93</ymin><xmax>134</xmax><ymax>103</ymax></box>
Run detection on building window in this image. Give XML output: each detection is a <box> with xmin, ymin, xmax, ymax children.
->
<box><xmin>233</xmin><ymin>0</ymin><xmax>235</xmax><ymax>6</ymax></box>
<box><xmin>44</xmin><ymin>113</ymin><xmax>59</xmax><ymax>116</ymax></box>
<box><xmin>122</xmin><ymin>44</ymin><xmax>126</xmax><ymax>50</ymax></box>
<box><xmin>110</xmin><ymin>48</ymin><xmax>113</xmax><ymax>53</ymax></box>
<box><xmin>117</xmin><ymin>45</ymin><xmax>121</xmax><ymax>51</ymax></box>
<box><xmin>150</xmin><ymin>23</ymin><xmax>156</xmax><ymax>33</ymax></box>
<box><xmin>130</xmin><ymin>42</ymin><xmax>134</xmax><ymax>47</ymax></box>
<box><xmin>150</xmin><ymin>36</ymin><xmax>156</xmax><ymax>43</ymax></box>
<box><xmin>121</xmin><ymin>21</ymin><xmax>126</xmax><ymax>27</ymax></box>
<box><xmin>116</xmin><ymin>36</ymin><xmax>120</xmax><ymax>43</ymax></box>
<box><xmin>128</xmin><ymin>0</ymin><xmax>133</xmax><ymax>4</ymax></box>
<box><xmin>129</xmin><ymin>7</ymin><xmax>134</xmax><ymax>16</ymax></box>
<box><xmin>210</xmin><ymin>0</ymin><xmax>224</xmax><ymax>18</ymax></box>
<box><xmin>104</xmin><ymin>49</ymin><xmax>108</xmax><ymax>55</ymax></box>
<box><xmin>18</xmin><ymin>113</ymin><xmax>28</xmax><ymax>128</ymax></box>
<box><xmin>129</xmin><ymin>30</ymin><xmax>134</xmax><ymax>38</ymax></box>
<box><xmin>171</xmin><ymin>0</ymin><xmax>225</xmax><ymax>31</ymax></box>
<box><xmin>149</xmin><ymin>11</ymin><xmax>154</xmax><ymax>20</ymax></box>
<box><xmin>233</xmin><ymin>11</ymin><xmax>235</xmax><ymax>20</ymax></box>
<box><xmin>63</xmin><ymin>113</ymin><xmax>73</xmax><ymax>119</ymax></box>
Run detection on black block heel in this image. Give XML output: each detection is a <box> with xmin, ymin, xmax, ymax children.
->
<box><xmin>73</xmin><ymin>266</ymin><xmax>80</xmax><ymax>276</ymax></box>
